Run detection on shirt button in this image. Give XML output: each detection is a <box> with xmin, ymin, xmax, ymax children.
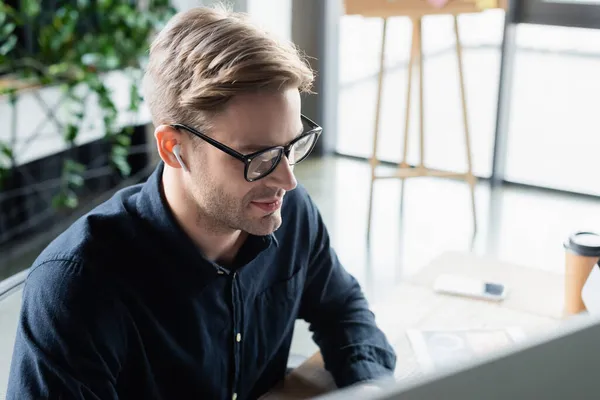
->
<box><xmin>232</xmin><ymin>393</ymin><xmax>237</xmax><ymax>400</ymax></box>
<box><xmin>236</xmin><ymin>333</ymin><xmax>242</xmax><ymax>342</ymax></box>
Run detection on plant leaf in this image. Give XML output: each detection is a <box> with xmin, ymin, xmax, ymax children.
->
<box><xmin>52</xmin><ymin>189</ymin><xmax>79</xmax><ymax>209</ymax></box>
<box><xmin>0</xmin><ymin>167</ymin><xmax>10</xmax><ymax>189</ymax></box>
<box><xmin>111</xmin><ymin>145</ymin><xmax>128</xmax><ymax>158</ymax></box>
<box><xmin>48</xmin><ymin>62</ymin><xmax>70</xmax><ymax>77</ymax></box>
<box><xmin>1</xmin><ymin>22</ymin><xmax>15</xmax><ymax>37</ymax></box>
<box><xmin>115</xmin><ymin>134</ymin><xmax>131</xmax><ymax>147</ymax></box>
<box><xmin>64</xmin><ymin>124</ymin><xmax>79</xmax><ymax>143</ymax></box>
<box><xmin>21</xmin><ymin>0</ymin><xmax>41</xmax><ymax>17</ymax></box>
<box><xmin>111</xmin><ymin>151</ymin><xmax>131</xmax><ymax>177</ymax></box>
<box><xmin>128</xmin><ymin>82</ymin><xmax>141</xmax><ymax>111</ymax></box>
<box><xmin>52</xmin><ymin>193</ymin><xmax>67</xmax><ymax>209</ymax></box>
<box><xmin>67</xmin><ymin>172</ymin><xmax>85</xmax><ymax>187</ymax></box>
<box><xmin>0</xmin><ymin>143</ymin><xmax>13</xmax><ymax>160</ymax></box>
<box><xmin>64</xmin><ymin>190</ymin><xmax>79</xmax><ymax>208</ymax></box>
<box><xmin>0</xmin><ymin>35</ymin><xmax>17</xmax><ymax>55</ymax></box>
<box><xmin>65</xmin><ymin>159</ymin><xmax>86</xmax><ymax>174</ymax></box>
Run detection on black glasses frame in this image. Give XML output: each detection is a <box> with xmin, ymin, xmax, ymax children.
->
<box><xmin>171</xmin><ymin>114</ymin><xmax>322</xmax><ymax>182</ymax></box>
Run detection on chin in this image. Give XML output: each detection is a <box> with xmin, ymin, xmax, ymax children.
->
<box><xmin>244</xmin><ymin>213</ymin><xmax>282</xmax><ymax>236</ymax></box>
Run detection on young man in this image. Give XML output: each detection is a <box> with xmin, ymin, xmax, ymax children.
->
<box><xmin>7</xmin><ymin>6</ymin><xmax>396</xmax><ymax>399</ymax></box>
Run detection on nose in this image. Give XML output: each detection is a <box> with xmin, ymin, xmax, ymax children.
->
<box><xmin>267</xmin><ymin>156</ymin><xmax>297</xmax><ymax>192</ymax></box>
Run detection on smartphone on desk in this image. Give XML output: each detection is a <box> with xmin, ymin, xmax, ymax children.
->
<box><xmin>433</xmin><ymin>274</ymin><xmax>507</xmax><ymax>302</ymax></box>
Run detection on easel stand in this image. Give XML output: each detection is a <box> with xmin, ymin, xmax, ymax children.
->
<box><xmin>366</xmin><ymin>13</ymin><xmax>477</xmax><ymax>237</ymax></box>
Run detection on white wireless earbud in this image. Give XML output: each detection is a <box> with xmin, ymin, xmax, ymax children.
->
<box><xmin>171</xmin><ymin>144</ymin><xmax>190</xmax><ymax>172</ymax></box>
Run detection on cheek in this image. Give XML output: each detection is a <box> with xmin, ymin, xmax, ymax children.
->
<box><xmin>212</xmin><ymin>153</ymin><xmax>255</xmax><ymax>195</ymax></box>
<box><xmin>202</xmin><ymin>150</ymin><xmax>243</xmax><ymax>179</ymax></box>
<box><xmin>221</xmin><ymin>155</ymin><xmax>248</xmax><ymax>184</ymax></box>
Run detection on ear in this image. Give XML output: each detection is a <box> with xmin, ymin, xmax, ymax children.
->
<box><xmin>155</xmin><ymin>125</ymin><xmax>186</xmax><ymax>170</ymax></box>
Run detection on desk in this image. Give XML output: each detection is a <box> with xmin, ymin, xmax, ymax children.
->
<box><xmin>262</xmin><ymin>252</ymin><xmax>565</xmax><ymax>399</ymax></box>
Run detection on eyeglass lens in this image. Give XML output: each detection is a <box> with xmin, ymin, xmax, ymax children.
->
<box><xmin>246</xmin><ymin>133</ymin><xmax>317</xmax><ymax>180</ymax></box>
<box><xmin>247</xmin><ymin>148</ymin><xmax>282</xmax><ymax>180</ymax></box>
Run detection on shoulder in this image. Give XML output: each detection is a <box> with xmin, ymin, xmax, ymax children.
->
<box><xmin>17</xmin><ymin>257</ymin><xmax>129</xmax><ymax>369</ymax></box>
<box><xmin>23</xmin><ymin>257</ymin><xmax>114</xmax><ymax>310</ymax></box>
<box><xmin>34</xmin><ymin>184</ymin><xmax>142</xmax><ymax>269</ymax></box>
<box><xmin>23</xmin><ymin>259</ymin><xmax>87</xmax><ymax>310</ymax></box>
<box><xmin>19</xmin><ymin>257</ymin><xmax>126</xmax><ymax>346</ymax></box>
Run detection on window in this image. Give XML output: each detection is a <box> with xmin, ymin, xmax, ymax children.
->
<box><xmin>336</xmin><ymin>10</ymin><xmax>505</xmax><ymax>178</ymax></box>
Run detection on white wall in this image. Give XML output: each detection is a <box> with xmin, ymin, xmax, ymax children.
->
<box><xmin>170</xmin><ymin>0</ymin><xmax>203</xmax><ymax>11</ymax></box>
<box><xmin>246</xmin><ymin>0</ymin><xmax>292</xmax><ymax>41</ymax></box>
<box><xmin>172</xmin><ymin>0</ymin><xmax>292</xmax><ymax>40</ymax></box>
<box><xmin>171</xmin><ymin>0</ymin><xmax>247</xmax><ymax>12</ymax></box>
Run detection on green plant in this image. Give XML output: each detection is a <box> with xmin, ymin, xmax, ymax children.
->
<box><xmin>0</xmin><ymin>0</ymin><xmax>176</xmax><ymax>209</ymax></box>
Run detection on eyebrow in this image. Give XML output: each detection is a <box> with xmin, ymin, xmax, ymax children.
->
<box><xmin>238</xmin><ymin>126</ymin><xmax>305</xmax><ymax>154</ymax></box>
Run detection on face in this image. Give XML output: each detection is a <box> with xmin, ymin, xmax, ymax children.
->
<box><xmin>183</xmin><ymin>88</ymin><xmax>302</xmax><ymax>236</ymax></box>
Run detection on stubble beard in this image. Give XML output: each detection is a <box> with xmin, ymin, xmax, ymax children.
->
<box><xmin>192</xmin><ymin>179</ymin><xmax>283</xmax><ymax>237</ymax></box>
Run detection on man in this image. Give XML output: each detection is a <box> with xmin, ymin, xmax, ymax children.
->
<box><xmin>7</xmin><ymin>5</ymin><xmax>396</xmax><ymax>399</ymax></box>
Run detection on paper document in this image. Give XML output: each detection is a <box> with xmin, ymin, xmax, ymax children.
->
<box><xmin>407</xmin><ymin>327</ymin><xmax>526</xmax><ymax>373</ymax></box>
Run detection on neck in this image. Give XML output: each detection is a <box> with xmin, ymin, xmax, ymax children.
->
<box><xmin>161</xmin><ymin>167</ymin><xmax>246</xmax><ymax>264</ymax></box>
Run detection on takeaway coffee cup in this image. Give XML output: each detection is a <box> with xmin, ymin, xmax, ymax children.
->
<box><xmin>564</xmin><ymin>232</ymin><xmax>600</xmax><ymax>316</ymax></box>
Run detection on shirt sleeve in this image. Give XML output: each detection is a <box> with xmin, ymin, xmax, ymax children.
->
<box><xmin>297</xmin><ymin>196</ymin><xmax>397</xmax><ymax>388</ymax></box>
<box><xmin>7</xmin><ymin>259</ymin><xmax>127</xmax><ymax>400</ymax></box>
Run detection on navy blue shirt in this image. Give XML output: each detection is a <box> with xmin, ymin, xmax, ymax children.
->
<box><xmin>7</xmin><ymin>162</ymin><xmax>396</xmax><ymax>400</ymax></box>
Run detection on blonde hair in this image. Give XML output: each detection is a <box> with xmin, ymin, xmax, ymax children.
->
<box><xmin>143</xmin><ymin>4</ymin><xmax>315</xmax><ymax>129</ymax></box>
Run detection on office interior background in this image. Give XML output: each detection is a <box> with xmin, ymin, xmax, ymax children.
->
<box><xmin>1</xmin><ymin>0</ymin><xmax>600</xmax><ymax>396</ymax></box>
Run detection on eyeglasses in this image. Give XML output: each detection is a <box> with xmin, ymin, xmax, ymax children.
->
<box><xmin>171</xmin><ymin>114</ymin><xmax>322</xmax><ymax>182</ymax></box>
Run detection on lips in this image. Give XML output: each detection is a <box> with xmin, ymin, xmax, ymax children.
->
<box><xmin>250</xmin><ymin>198</ymin><xmax>283</xmax><ymax>213</ymax></box>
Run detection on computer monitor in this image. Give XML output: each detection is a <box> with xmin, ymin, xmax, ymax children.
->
<box><xmin>316</xmin><ymin>313</ymin><xmax>600</xmax><ymax>399</ymax></box>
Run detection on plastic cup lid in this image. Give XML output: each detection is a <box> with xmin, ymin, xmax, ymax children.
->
<box><xmin>566</xmin><ymin>232</ymin><xmax>600</xmax><ymax>257</ymax></box>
